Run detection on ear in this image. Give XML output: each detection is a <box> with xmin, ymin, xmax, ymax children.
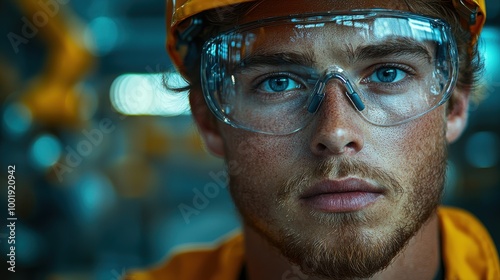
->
<box><xmin>189</xmin><ymin>89</ymin><xmax>225</xmax><ymax>157</ymax></box>
<box><xmin>446</xmin><ymin>88</ymin><xmax>470</xmax><ymax>143</ymax></box>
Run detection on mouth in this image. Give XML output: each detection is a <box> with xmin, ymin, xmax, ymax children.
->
<box><xmin>299</xmin><ymin>178</ymin><xmax>384</xmax><ymax>213</ymax></box>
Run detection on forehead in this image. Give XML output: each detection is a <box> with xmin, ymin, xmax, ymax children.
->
<box><xmin>239</xmin><ymin>0</ymin><xmax>412</xmax><ymax>23</ymax></box>
<box><xmin>225</xmin><ymin>1</ymin><xmax>440</xmax><ymax>69</ymax></box>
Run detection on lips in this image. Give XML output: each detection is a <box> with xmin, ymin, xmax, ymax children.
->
<box><xmin>300</xmin><ymin>178</ymin><xmax>384</xmax><ymax>212</ymax></box>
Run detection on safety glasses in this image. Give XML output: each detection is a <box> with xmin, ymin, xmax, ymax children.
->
<box><xmin>201</xmin><ymin>9</ymin><xmax>458</xmax><ymax>135</ymax></box>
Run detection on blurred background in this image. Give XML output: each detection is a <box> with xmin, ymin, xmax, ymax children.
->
<box><xmin>0</xmin><ymin>0</ymin><xmax>499</xmax><ymax>279</ymax></box>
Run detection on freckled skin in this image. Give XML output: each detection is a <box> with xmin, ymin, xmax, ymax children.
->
<box><xmin>220</xmin><ymin>92</ymin><xmax>447</xmax><ymax>280</ymax></box>
<box><xmin>192</xmin><ymin>0</ymin><xmax>469</xmax><ymax>279</ymax></box>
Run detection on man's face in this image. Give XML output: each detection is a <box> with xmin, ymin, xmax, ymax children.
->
<box><xmin>200</xmin><ymin>0</ymin><xmax>463</xmax><ymax>278</ymax></box>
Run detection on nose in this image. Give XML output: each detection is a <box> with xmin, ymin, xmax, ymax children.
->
<box><xmin>309</xmin><ymin>80</ymin><xmax>365</xmax><ymax>157</ymax></box>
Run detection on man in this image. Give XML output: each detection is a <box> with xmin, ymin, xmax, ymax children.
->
<box><xmin>129</xmin><ymin>0</ymin><xmax>499</xmax><ymax>279</ymax></box>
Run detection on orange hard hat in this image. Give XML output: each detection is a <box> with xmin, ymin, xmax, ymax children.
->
<box><xmin>166</xmin><ymin>0</ymin><xmax>486</xmax><ymax>76</ymax></box>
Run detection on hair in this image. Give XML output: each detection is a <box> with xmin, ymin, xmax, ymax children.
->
<box><xmin>168</xmin><ymin>0</ymin><xmax>485</xmax><ymax>106</ymax></box>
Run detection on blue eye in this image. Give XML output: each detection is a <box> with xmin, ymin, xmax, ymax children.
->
<box><xmin>370</xmin><ymin>67</ymin><xmax>407</xmax><ymax>83</ymax></box>
<box><xmin>260</xmin><ymin>76</ymin><xmax>302</xmax><ymax>92</ymax></box>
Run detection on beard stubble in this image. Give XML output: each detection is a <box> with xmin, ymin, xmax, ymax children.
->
<box><xmin>229</xmin><ymin>132</ymin><xmax>447</xmax><ymax>279</ymax></box>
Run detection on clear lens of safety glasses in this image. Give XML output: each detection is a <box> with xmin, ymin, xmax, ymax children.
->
<box><xmin>201</xmin><ymin>9</ymin><xmax>459</xmax><ymax>135</ymax></box>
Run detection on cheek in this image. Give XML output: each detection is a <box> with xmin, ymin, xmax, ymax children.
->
<box><xmin>219</xmin><ymin>125</ymin><xmax>310</xmax><ymax>207</ymax></box>
<box><xmin>221</xmin><ymin>129</ymin><xmax>301</xmax><ymax>178</ymax></box>
<box><xmin>219</xmin><ymin>127</ymin><xmax>306</xmax><ymax>224</ymax></box>
<box><xmin>367</xmin><ymin>108</ymin><xmax>447</xmax><ymax>178</ymax></box>
<box><xmin>219</xmin><ymin>106</ymin><xmax>447</xmax><ymax>187</ymax></box>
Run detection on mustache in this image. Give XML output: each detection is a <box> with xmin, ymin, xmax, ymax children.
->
<box><xmin>279</xmin><ymin>157</ymin><xmax>404</xmax><ymax>199</ymax></box>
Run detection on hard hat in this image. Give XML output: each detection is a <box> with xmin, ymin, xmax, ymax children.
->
<box><xmin>166</xmin><ymin>0</ymin><xmax>486</xmax><ymax>77</ymax></box>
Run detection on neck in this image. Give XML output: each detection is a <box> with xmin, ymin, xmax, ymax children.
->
<box><xmin>243</xmin><ymin>213</ymin><xmax>440</xmax><ymax>280</ymax></box>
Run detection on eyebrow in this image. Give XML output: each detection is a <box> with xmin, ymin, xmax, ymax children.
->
<box><xmin>233</xmin><ymin>50</ymin><xmax>316</xmax><ymax>72</ymax></box>
<box><xmin>349</xmin><ymin>37</ymin><xmax>433</xmax><ymax>63</ymax></box>
<box><xmin>232</xmin><ymin>37</ymin><xmax>432</xmax><ymax>72</ymax></box>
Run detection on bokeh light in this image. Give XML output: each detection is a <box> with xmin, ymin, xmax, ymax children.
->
<box><xmin>84</xmin><ymin>16</ymin><xmax>119</xmax><ymax>56</ymax></box>
<box><xmin>110</xmin><ymin>72</ymin><xmax>190</xmax><ymax>116</ymax></box>
<box><xmin>465</xmin><ymin>131</ymin><xmax>499</xmax><ymax>168</ymax></box>
<box><xmin>482</xmin><ymin>27</ymin><xmax>500</xmax><ymax>82</ymax></box>
<box><xmin>71</xmin><ymin>171</ymin><xmax>116</xmax><ymax>225</ymax></box>
<box><xmin>30</xmin><ymin>134</ymin><xmax>62</xmax><ymax>169</ymax></box>
<box><xmin>2</xmin><ymin>102</ymin><xmax>32</xmax><ymax>136</ymax></box>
